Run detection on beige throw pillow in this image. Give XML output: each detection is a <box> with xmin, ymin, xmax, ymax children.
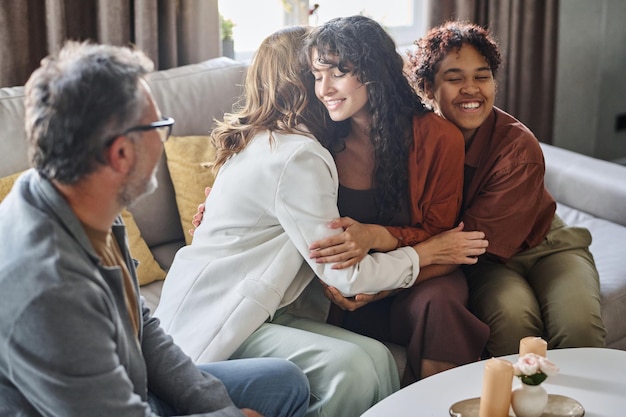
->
<box><xmin>164</xmin><ymin>135</ymin><xmax>217</xmax><ymax>246</ymax></box>
<box><xmin>120</xmin><ymin>209</ymin><xmax>167</xmax><ymax>286</ymax></box>
<box><xmin>0</xmin><ymin>171</ymin><xmax>22</xmax><ymax>200</ymax></box>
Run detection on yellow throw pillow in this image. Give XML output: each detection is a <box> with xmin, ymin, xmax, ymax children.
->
<box><xmin>164</xmin><ymin>135</ymin><xmax>217</xmax><ymax>246</ymax></box>
<box><xmin>120</xmin><ymin>209</ymin><xmax>167</xmax><ymax>286</ymax></box>
<box><xmin>0</xmin><ymin>171</ymin><xmax>23</xmax><ymax>201</ymax></box>
<box><xmin>0</xmin><ymin>170</ymin><xmax>165</xmax><ymax>286</ymax></box>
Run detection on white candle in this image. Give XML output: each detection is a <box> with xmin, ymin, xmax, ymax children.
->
<box><xmin>519</xmin><ymin>336</ymin><xmax>547</xmax><ymax>357</ymax></box>
<box><xmin>479</xmin><ymin>358</ymin><xmax>514</xmax><ymax>417</ymax></box>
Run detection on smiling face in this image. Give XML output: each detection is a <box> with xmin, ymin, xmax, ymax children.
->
<box><xmin>310</xmin><ymin>49</ymin><xmax>369</xmax><ymax>124</ymax></box>
<box><xmin>425</xmin><ymin>44</ymin><xmax>496</xmax><ymax>142</ymax></box>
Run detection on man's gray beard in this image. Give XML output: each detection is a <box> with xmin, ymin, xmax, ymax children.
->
<box><xmin>118</xmin><ymin>167</ymin><xmax>158</xmax><ymax>208</ymax></box>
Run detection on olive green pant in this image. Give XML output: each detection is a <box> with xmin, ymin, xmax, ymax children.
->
<box><xmin>464</xmin><ymin>215</ymin><xmax>607</xmax><ymax>357</ymax></box>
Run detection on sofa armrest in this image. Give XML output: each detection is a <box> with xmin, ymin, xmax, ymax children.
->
<box><xmin>541</xmin><ymin>143</ymin><xmax>626</xmax><ymax>227</ymax></box>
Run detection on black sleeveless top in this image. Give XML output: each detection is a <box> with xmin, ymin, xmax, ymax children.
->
<box><xmin>337</xmin><ymin>185</ymin><xmax>410</xmax><ymax>226</ymax></box>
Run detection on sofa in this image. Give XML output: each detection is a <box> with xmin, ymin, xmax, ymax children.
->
<box><xmin>1</xmin><ymin>57</ymin><xmax>625</xmax><ymax>370</ymax></box>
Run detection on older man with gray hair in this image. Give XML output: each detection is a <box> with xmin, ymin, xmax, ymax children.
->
<box><xmin>0</xmin><ymin>41</ymin><xmax>309</xmax><ymax>417</ymax></box>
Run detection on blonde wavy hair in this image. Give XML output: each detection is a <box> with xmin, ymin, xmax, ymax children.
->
<box><xmin>211</xmin><ymin>25</ymin><xmax>329</xmax><ymax>171</ymax></box>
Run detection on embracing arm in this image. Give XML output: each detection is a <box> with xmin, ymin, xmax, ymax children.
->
<box><xmin>462</xmin><ymin>140</ymin><xmax>553</xmax><ymax>262</ymax></box>
<box><xmin>323</xmin><ymin>226</ymin><xmax>486</xmax><ymax>311</ymax></box>
<box><xmin>308</xmin><ymin>217</ymin><xmax>399</xmax><ymax>268</ymax></box>
<box><xmin>275</xmin><ymin>142</ymin><xmax>488</xmax><ymax>296</ymax></box>
<box><xmin>309</xmin><ymin>115</ymin><xmax>467</xmax><ymax>268</ymax></box>
<box><xmin>385</xmin><ymin>114</ymin><xmax>466</xmax><ymax>246</ymax></box>
<box><xmin>276</xmin><ymin>143</ymin><xmax>421</xmax><ymax>296</ymax></box>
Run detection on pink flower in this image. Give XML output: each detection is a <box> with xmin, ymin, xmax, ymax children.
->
<box><xmin>537</xmin><ymin>356</ymin><xmax>559</xmax><ymax>376</ymax></box>
<box><xmin>514</xmin><ymin>353</ymin><xmax>539</xmax><ymax>376</ymax></box>
<box><xmin>513</xmin><ymin>353</ymin><xmax>560</xmax><ymax>385</ymax></box>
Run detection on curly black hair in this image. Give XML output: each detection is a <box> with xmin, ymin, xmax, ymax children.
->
<box><xmin>304</xmin><ymin>15</ymin><xmax>427</xmax><ymax>222</ymax></box>
<box><xmin>407</xmin><ymin>21</ymin><xmax>502</xmax><ymax>96</ymax></box>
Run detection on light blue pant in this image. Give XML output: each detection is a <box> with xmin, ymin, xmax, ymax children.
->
<box><xmin>231</xmin><ymin>312</ymin><xmax>400</xmax><ymax>417</ymax></box>
<box><xmin>148</xmin><ymin>357</ymin><xmax>309</xmax><ymax>417</ymax></box>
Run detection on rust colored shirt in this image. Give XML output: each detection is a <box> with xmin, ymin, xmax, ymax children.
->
<box><xmin>384</xmin><ymin>111</ymin><xmax>465</xmax><ymax>246</ymax></box>
<box><xmin>462</xmin><ymin>107</ymin><xmax>556</xmax><ymax>261</ymax></box>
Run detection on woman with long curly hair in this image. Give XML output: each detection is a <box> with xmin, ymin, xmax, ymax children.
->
<box><xmin>305</xmin><ymin>15</ymin><xmax>490</xmax><ymax>385</ymax></box>
<box><xmin>156</xmin><ymin>25</ymin><xmax>488</xmax><ymax>417</ymax></box>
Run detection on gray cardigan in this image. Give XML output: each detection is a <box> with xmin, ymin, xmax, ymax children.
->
<box><xmin>0</xmin><ymin>170</ymin><xmax>243</xmax><ymax>417</ymax></box>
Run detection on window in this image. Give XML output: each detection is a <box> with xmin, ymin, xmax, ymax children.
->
<box><xmin>218</xmin><ymin>0</ymin><xmax>426</xmax><ymax>61</ymax></box>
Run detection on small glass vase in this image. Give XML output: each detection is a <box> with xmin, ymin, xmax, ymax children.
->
<box><xmin>511</xmin><ymin>383</ymin><xmax>548</xmax><ymax>417</ymax></box>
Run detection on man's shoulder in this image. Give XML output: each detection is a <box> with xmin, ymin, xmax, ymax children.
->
<box><xmin>0</xmin><ymin>175</ymin><xmax>97</xmax><ymax>308</ymax></box>
<box><xmin>1</xmin><ymin>187</ymin><xmax>65</xmax><ymax>261</ymax></box>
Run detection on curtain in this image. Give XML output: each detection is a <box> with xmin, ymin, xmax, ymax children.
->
<box><xmin>427</xmin><ymin>0</ymin><xmax>559</xmax><ymax>144</ymax></box>
<box><xmin>0</xmin><ymin>0</ymin><xmax>220</xmax><ymax>88</ymax></box>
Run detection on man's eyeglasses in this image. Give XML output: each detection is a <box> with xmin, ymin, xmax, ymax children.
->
<box><xmin>122</xmin><ymin>116</ymin><xmax>175</xmax><ymax>143</ymax></box>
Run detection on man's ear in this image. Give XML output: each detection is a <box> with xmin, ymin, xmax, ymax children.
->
<box><xmin>105</xmin><ymin>135</ymin><xmax>135</xmax><ymax>175</ymax></box>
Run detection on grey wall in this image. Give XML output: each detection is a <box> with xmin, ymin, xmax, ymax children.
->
<box><xmin>553</xmin><ymin>0</ymin><xmax>626</xmax><ymax>163</ymax></box>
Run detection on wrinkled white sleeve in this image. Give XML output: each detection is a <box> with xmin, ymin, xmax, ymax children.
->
<box><xmin>275</xmin><ymin>142</ymin><xmax>420</xmax><ymax>296</ymax></box>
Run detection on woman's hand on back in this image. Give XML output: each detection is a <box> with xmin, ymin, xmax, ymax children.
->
<box><xmin>188</xmin><ymin>186</ymin><xmax>211</xmax><ymax>236</ymax></box>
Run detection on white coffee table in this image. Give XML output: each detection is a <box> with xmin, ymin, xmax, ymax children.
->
<box><xmin>361</xmin><ymin>348</ymin><xmax>626</xmax><ymax>417</ymax></box>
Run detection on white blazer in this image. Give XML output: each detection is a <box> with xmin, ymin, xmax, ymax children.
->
<box><xmin>154</xmin><ymin>130</ymin><xmax>420</xmax><ymax>363</ymax></box>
